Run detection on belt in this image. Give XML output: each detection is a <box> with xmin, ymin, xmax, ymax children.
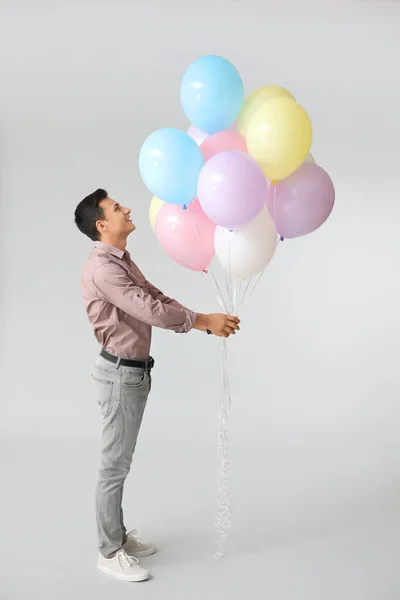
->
<box><xmin>100</xmin><ymin>349</ymin><xmax>155</xmax><ymax>371</ymax></box>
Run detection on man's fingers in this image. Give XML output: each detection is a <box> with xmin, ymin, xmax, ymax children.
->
<box><xmin>225</xmin><ymin>319</ymin><xmax>240</xmax><ymax>331</ymax></box>
<box><xmin>223</xmin><ymin>326</ymin><xmax>236</xmax><ymax>336</ymax></box>
<box><xmin>226</xmin><ymin>316</ymin><xmax>240</xmax><ymax>326</ymax></box>
<box><xmin>208</xmin><ymin>314</ymin><xmax>241</xmax><ymax>337</ymax></box>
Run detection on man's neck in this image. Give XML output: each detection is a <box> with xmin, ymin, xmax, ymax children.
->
<box><xmin>100</xmin><ymin>236</ymin><xmax>127</xmax><ymax>252</ymax></box>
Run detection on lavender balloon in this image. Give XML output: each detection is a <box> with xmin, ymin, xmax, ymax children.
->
<box><xmin>267</xmin><ymin>162</ymin><xmax>335</xmax><ymax>239</ymax></box>
<box><xmin>198</xmin><ymin>150</ymin><xmax>267</xmax><ymax>229</ymax></box>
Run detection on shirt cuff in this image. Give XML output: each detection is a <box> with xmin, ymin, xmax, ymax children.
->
<box><xmin>176</xmin><ymin>309</ymin><xmax>197</xmax><ymax>334</ymax></box>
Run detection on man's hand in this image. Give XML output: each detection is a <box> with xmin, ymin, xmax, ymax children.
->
<box><xmin>194</xmin><ymin>313</ymin><xmax>240</xmax><ymax>338</ymax></box>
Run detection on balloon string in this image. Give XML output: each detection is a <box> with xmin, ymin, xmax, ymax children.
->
<box><xmin>202</xmin><ymin>270</ymin><xmax>229</xmax><ymax>314</ymax></box>
<box><xmin>201</xmin><ymin>268</ymin><xmax>233</xmax><ymax>560</ymax></box>
<box><xmin>213</xmin><ymin>231</ymin><xmax>234</xmax><ymax>560</ymax></box>
<box><xmin>237</xmin><ymin>277</ymin><xmax>252</xmax><ymax>311</ymax></box>
<box><xmin>214</xmin><ymin>336</ymin><xmax>232</xmax><ymax>560</ymax></box>
<box><xmin>237</xmin><ymin>234</ymin><xmax>282</xmax><ymax>314</ymax></box>
<box><xmin>186</xmin><ymin>207</ymin><xmax>231</xmax><ymax>312</ymax></box>
<box><xmin>239</xmin><ymin>270</ymin><xmax>265</xmax><ymax>313</ymax></box>
<box><xmin>198</xmin><ymin>210</ymin><xmax>281</xmax><ymax>559</ymax></box>
<box><xmin>232</xmin><ymin>278</ymin><xmax>238</xmax><ymax>317</ymax></box>
<box><xmin>227</xmin><ymin>232</ymin><xmax>233</xmax><ymax>316</ymax></box>
<box><xmin>187</xmin><ymin>211</ymin><xmax>232</xmax><ymax>560</ymax></box>
<box><xmin>235</xmin><ymin>280</ymin><xmax>242</xmax><ymax>316</ymax></box>
<box><xmin>187</xmin><ymin>198</ymin><xmax>283</xmax><ymax>559</ymax></box>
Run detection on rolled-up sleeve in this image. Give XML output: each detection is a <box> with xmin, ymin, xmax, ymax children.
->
<box><xmin>146</xmin><ymin>279</ymin><xmax>187</xmax><ymax>310</ymax></box>
<box><xmin>93</xmin><ymin>264</ymin><xmax>196</xmax><ymax>333</ymax></box>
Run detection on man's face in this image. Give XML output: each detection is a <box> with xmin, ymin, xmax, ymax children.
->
<box><xmin>97</xmin><ymin>197</ymin><xmax>136</xmax><ymax>238</ymax></box>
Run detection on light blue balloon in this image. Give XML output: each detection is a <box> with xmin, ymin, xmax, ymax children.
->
<box><xmin>139</xmin><ymin>128</ymin><xmax>204</xmax><ymax>206</ymax></box>
<box><xmin>180</xmin><ymin>55</ymin><xmax>244</xmax><ymax>135</ymax></box>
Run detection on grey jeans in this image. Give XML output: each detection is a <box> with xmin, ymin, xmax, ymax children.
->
<box><xmin>92</xmin><ymin>355</ymin><xmax>151</xmax><ymax>558</ymax></box>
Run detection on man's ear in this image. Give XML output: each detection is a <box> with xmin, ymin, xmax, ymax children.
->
<box><xmin>96</xmin><ymin>220</ymin><xmax>107</xmax><ymax>235</ymax></box>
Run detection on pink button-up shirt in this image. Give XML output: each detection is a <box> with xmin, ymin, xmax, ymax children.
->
<box><xmin>81</xmin><ymin>242</ymin><xmax>197</xmax><ymax>359</ymax></box>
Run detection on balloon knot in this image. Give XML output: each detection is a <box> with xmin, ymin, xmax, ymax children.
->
<box><xmin>202</xmin><ymin>269</ymin><xmax>208</xmax><ymax>274</ymax></box>
<box><xmin>272</xmin><ymin>180</ymin><xmax>277</xmax><ymax>185</ymax></box>
<box><xmin>280</xmin><ymin>236</ymin><xmax>285</xmax><ymax>242</ymax></box>
<box><xmin>183</xmin><ymin>204</ymin><xmax>187</xmax><ymax>210</ymax></box>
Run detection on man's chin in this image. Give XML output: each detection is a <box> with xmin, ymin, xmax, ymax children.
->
<box><xmin>127</xmin><ymin>223</ymin><xmax>136</xmax><ymax>233</ymax></box>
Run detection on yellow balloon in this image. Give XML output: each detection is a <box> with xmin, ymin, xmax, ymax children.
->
<box><xmin>149</xmin><ymin>196</ymin><xmax>165</xmax><ymax>232</ymax></box>
<box><xmin>237</xmin><ymin>85</ymin><xmax>294</xmax><ymax>137</ymax></box>
<box><xmin>246</xmin><ymin>97</ymin><xmax>312</xmax><ymax>181</ymax></box>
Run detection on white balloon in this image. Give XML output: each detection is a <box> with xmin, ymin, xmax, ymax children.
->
<box><xmin>214</xmin><ymin>208</ymin><xmax>277</xmax><ymax>280</ymax></box>
<box><xmin>304</xmin><ymin>152</ymin><xmax>316</xmax><ymax>164</ymax></box>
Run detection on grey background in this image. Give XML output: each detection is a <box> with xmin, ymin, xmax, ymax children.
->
<box><xmin>0</xmin><ymin>1</ymin><xmax>399</xmax><ymax>598</ymax></box>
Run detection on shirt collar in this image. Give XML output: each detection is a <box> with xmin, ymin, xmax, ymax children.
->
<box><xmin>95</xmin><ymin>241</ymin><xmax>127</xmax><ymax>260</ymax></box>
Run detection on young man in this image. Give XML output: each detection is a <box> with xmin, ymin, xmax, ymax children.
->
<box><xmin>74</xmin><ymin>189</ymin><xmax>240</xmax><ymax>583</ymax></box>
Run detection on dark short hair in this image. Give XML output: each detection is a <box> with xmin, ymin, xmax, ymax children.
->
<box><xmin>74</xmin><ymin>188</ymin><xmax>108</xmax><ymax>241</ymax></box>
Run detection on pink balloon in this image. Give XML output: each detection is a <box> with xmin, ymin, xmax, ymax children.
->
<box><xmin>198</xmin><ymin>150</ymin><xmax>267</xmax><ymax>229</ymax></box>
<box><xmin>156</xmin><ymin>198</ymin><xmax>216</xmax><ymax>271</ymax></box>
<box><xmin>200</xmin><ymin>131</ymin><xmax>247</xmax><ymax>162</ymax></box>
<box><xmin>187</xmin><ymin>125</ymin><xmax>208</xmax><ymax>146</ymax></box>
<box><xmin>187</xmin><ymin>123</ymin><xmax>237</xmax><ymax>147</ymax></box>
<box><xmin>266</xmin><ymin>162</ymin><xmax>335</xmax><ymax>239</ymax></box>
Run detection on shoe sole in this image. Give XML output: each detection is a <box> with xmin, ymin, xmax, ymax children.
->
<box><xmin>98</xmin><ymin>564</ymin><xmax>150</xmax><ymax>582</ymax></box>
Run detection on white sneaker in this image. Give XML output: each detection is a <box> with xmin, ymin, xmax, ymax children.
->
<box><xmin>98</xmin><ymin>549</ymin><xmax>150</xmax><ymax>582</ymax></box>
<box><xmin>123</xmin><ymin>529</ymin><xmax>156</xmax><ymax>558</ymax></box>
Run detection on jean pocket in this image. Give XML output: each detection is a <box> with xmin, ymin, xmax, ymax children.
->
<box><xmin>122</xmin><ymin>368</ymin><xmax>145</xmax><ymax>389</ymax></box>
<box><xmin>92</xmin><ymin>374</ymin><xmax>114</xmax><ymax>418</ymax></box>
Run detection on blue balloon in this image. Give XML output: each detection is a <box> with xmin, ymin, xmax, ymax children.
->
<box><xmin>139</xmin><ymin>128</ymin><xmax>204</xmax><ymax>206</ymax></box>
<box><xmin>180</xmin><ymin>55</ymin><xmax>244</xmax><ymax>135</ymax></box>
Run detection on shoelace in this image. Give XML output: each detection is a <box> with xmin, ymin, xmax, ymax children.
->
<box><xmin>126</xmin><ymin>529</ymin><xmax>144</xmax><ymax>549</ymax></box>
<box><xmin>118</xmin><ymin>550</ymin><xmax>139</xmax><ymax>568</ymax></box>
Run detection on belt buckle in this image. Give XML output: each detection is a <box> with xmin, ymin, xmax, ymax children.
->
<box><xmin>148</xmin><ymin>357</ymin><xmax>155</xmax><ymax>370</ymax></box>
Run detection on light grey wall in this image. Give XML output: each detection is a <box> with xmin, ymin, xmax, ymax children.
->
<box><xmin>0</xmin><ymin>0</ymin><xmax>399</xmax><ymax>467</ymax></box>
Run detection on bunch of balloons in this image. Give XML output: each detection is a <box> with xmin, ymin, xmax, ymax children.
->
<box><xmin>140</xmin><ymin>55</ymin><xmax>335</xmax><ymax>280</ymax></box>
